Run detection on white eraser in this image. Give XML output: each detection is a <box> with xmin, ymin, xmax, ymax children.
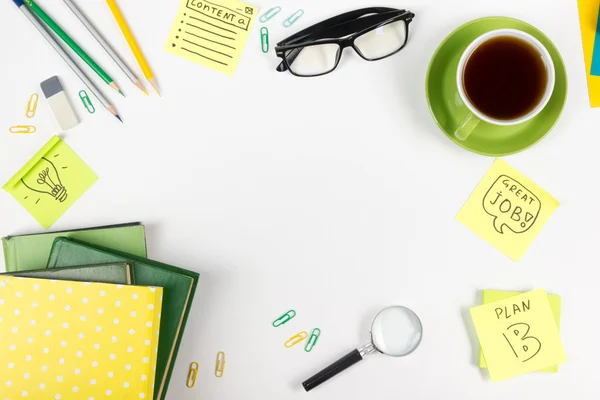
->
<box><xmin>40</xmin><ymin>76</ymin><xmax>79</xmax><ymax>131</ymax></box>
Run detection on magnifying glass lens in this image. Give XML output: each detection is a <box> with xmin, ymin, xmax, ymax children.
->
<box><xmin>371</xmin><ymin>306</ymin><xmax>422</xmax><ymax>357</ymax></box>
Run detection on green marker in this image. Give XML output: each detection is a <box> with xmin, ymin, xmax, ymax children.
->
<box><xmin>24</xmin><ymin>0</ymin><xmax>124</xmax><ymax>96</ymax></box>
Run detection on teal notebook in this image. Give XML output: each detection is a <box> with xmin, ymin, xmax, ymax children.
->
<box><xmin>5</xmin><ymin>262</ymin><xmax>134</xmax><ymax>285</ymax></box>
<box><xmin>2</xmin><ymin>222</ymin><xmax>147</xmax><ymax>272</ymax></box>
<box><xmin>47</xmin><ymin>237</ymin><xmax>199</xmax><ymax>400</ymax></box>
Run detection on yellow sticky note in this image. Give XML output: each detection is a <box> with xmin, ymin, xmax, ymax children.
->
<box><xmin>578</xmin><ymin>0</ymin><xmax>600</xmax><ymax>107</ymax></box>
<box><xmin>470</xmin><ymin>289</ymin><xmax>567</xmax><ymax>382</ymax></box>
<box><xmin>478</xmin><ymin>290</ymin><xmax>562</xmax><ymax>373</ymax></box>
<box><xmin>165</xmin><ymin>0</ymin><xmax>258</xmax><ymax>76</ymax></box>
<box><xmin>3</xmin><ymin>136</ymin><xmax>98</xmax><ymax>229</ymax></box>
<box><xmin>0</xmin><ymin>276</ymin><xmax>163</xmax><ymax>399</ymax></box>
<box><xmin>456</xmin><ymin>159</ymin><xmax>559</xmax><ymax>261</ymax></box>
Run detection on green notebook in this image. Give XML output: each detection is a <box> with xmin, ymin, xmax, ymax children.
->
<box><xmin>2</xmin><ymin>222</ymin><xmax>147</xmax><ymax>272</ymax></box>
<box><xmin>4</xmin><ymin>262</ymin><xmax>134</xmax><ymax>285</ymax></box>
<box><xmin>47</xmin><ymin>237</ymin><xmax>199</xmax><ymax>400</ymax></box>
<box><xmin>478</xmin><ymin>290</ymin><xmax>562</xmax><ymax>373</ymax></box>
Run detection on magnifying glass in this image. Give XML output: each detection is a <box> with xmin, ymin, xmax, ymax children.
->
<box><xmin>302</xmin><ymin>305</ymin><xmax>423</xmax><ymax>392</ymax></box>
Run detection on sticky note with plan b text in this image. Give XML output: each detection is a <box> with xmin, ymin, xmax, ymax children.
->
<box><xmin>470</xmin><ymin>289</ymin><xmax>566</xmax><ymax>382</ymax></box>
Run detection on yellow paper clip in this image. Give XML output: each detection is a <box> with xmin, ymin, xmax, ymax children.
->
<box><xmin>9</xmin><ymin>125</ymin><xmax>36</xmax><ymax>134</ymax></box>
<box><xmin>284</xmin><ymin>331</ymin><xmax>308</xmax><ymax>348</ymax></box>
<box><xmin>186</xmin><ymin>362</ymin><xmax>199</xmax><ymax>388</ymax></box>
<box><xmin>26</xmin><ymin>93</ymin><xmax>38</xmax><ymax>118</ymax></box>
<box><xmin>79</xmin><ymin>90</ymin><xmax>95</xmax><ymax>114</ymax></box>
<box><xmin>215</xmin><ymin>351</ymin><xmax>225</xmax><ymax>378</ymax></box>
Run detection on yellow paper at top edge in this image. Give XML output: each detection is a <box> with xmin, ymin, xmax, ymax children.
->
<box><xmin>578</xmin><ymin>0</ymin><xmax>600</xmax><ymax>107</ymax></box>
<box><xmin>456</xmin><ymin>159</ymin><xmax>559</xmax><ymax>261</ymax></box>
<box><xmin>164</xmin><ymin>0</ymin><xmax>258</xmax><ymax>76</ymax></box>
<box><xmin>470</xmin><ymin>289</ymin><xmax>566</xmax><ymax>382</ymax></box>
<box><xmin>478</xmin><ymin>290</ymin><xmax>562</xmax><ymax>373</ymax></box>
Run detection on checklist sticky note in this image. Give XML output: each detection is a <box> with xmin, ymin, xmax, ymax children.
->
<box><xmin>577</xmin><ymin>0</ymin><xmax>600</xmax><ymax>106</ymax></box>
<box><xmin>478</xmin><ymin>290</ymin><xmax>562</xmax><ymax>373</ymax></box>
<box><xmin>470</xmin><ymin>289</ymin><xmax>566</xmax><ymax>382</ymax></box>
<box><xmin>456</xmin><ymin>159</ymin><xmax>559</xmax><ymax>261</ymax></box>
<box><xmin>3</xmin><ymin>136</ymin><xmax>98</xmax><ymax>229</ymax></box>
<box><xmin>165</xmin><ymin>0</ymin><xmax>258</xmax><ymax>76</ymax></box>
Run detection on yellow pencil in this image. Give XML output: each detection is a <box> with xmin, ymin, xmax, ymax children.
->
<box><xmin>106</xmin><ymin>0</ymin><xmax>160</xmax><ymax>95</ymax></box>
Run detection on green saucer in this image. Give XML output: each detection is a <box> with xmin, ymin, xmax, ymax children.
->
<box><xmin>426</xmin><ymin>17</ymin><xmax>567</xmax><ymax>156</ymax></box>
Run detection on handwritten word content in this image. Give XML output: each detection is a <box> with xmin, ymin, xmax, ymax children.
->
<box><xmin>470</xmin><ymin>289</ymin><xmax>566</xmax><ymax>382</ymax></box>
<box><xmin>165</xmin><ymin>0</ymin><xmax>258</xmax><ymax>76</ymax></box>
<box><xmin>456</xmin><ymin>159</ymin><xmax>559</xmax><ymax>261</ymax></box>
<box><xmin>483</xmin><ymin>175</ymin><xmax>540</xmax><ymax>234</ymax></box>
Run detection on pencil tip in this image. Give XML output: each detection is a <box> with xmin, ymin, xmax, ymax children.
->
<box><xmin>115</xmin><ymin>115</ymin><xmax>123</xmax><ymax>123</ymax></box>
<box><xmin>119</xmin><ymin>90</ymin><xmax>126</xmax><ymax>98</ymax></box>
<box><xmin>143</xmin><ymin>90</ymin><xmax>149</xmax><ymax>96</ymax></box>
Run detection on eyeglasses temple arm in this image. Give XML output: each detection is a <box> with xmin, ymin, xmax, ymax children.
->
<box><xmin>315</xmin><ymin>11</ymin><xmax>411</xmax><ymax>40</ymax></box>
<box><xmin>277</xmin><ymin>7</ymin><xmax>401</xmax><ymax>46</ymax></box>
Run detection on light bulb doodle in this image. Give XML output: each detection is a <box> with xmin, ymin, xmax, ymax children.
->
<box><xmin>21</xmin><ymin>157</ymin><xmax>68</xmax><ymax>202</ymax></box>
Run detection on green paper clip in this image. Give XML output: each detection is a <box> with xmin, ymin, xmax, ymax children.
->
<box><xmin>259</xmin><ymin>6</ymin><xmax>281</xmax><ymax>23</ymax></box>
<box><xmin>283</xmin><ymin>9</ymin><xmax>304</xmax><ymax>28</ymax></box>
<box><xmin>79</xmin><ymin>90</ymin><xmax>95</xmax><ymax>114</ymax></box>
<box><xmin>260</xmin><ymin>27</ymin><xmax>269</xmax><ymax>53</ymax></box>
<box><xmin>272</xmin><ymin>309</ymin><xmax>296</xmax><ymax>327</ymax></box>
<box><xmin>305</xmin><ymin>328</ymin><xmax>321</xmax><ymax>352</ymax></box>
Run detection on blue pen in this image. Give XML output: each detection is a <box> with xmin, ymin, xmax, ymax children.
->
<box><xmin>10</xmin><ymin>0</ymin><xmax>122</xmax><ymax>122</ymax></box>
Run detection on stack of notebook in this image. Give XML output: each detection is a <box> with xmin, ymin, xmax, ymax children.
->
<box><xmin>1</xmin><ymin>223</ymin><xmax>199</xmax><ymax>400</ymax></box>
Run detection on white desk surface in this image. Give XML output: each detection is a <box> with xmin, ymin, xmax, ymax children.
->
<box><xmin>0</xmin><ymin>0</ymin><xmax>596</xmax><ymax>398</ymax></box>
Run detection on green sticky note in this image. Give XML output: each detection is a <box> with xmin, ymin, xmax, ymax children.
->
<box><xmin>3</xmin><ymin>136</ymin><xmax>97</xmax><ymax>229</ymax></box>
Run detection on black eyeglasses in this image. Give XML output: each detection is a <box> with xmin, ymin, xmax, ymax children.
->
<box><xmin>275</xmin><ymin>7</ymin><xmax>415</xmax><ymax>77</ymax></box>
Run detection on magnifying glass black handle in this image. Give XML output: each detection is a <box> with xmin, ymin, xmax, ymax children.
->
<box><xmin>302</xmin><ymin>349</ymin><xmax>363</xmax><ymax>392</ymax></box>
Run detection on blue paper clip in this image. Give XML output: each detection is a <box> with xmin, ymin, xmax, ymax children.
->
<box><xmin>259</xmin><ymin>6</ymin><xmax>281</xmax><ymax>23</ymax></box>
<box><xmin>283</xmin><ymin>9</ymin><xmax>304</xmax><ymax>28</ymax></box>
<box><xmin>260</xmin><ymin>27</ymin><xmax>269</xmax><ymax>53</ymax></box>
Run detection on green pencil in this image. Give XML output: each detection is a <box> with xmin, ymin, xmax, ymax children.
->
<box><xmin>24</xmin><ymin>0</ymin><xmax>124</xmax><ymax>96</ymax></box>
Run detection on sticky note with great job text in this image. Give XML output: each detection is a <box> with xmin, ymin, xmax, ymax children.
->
<box><xmin>470</xmin><ymin>289</ymin><xmax>566</xmax><ymax>382</ymax></box>
<box><xmin>456</xmin><ymin>159</ymin><xmax>559</xmax><ymax>261</ymax></box>
<box><xmin>165</xmin><ymin>0</ymin><xmax>258</xmax><ymax>76</ymax></box>
<box><xmin>3</xmin><ymin>136</ymin><xmax>97</xmax><ymax>229</ymax></box>
<box><xmin>478</xmin><ymin>290</ymin><xmax>562</xmax><ymax>373</ymax></box>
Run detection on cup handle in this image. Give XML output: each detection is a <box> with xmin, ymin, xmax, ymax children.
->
<box><xmin>454</xmin><ymin>112</ymin><xmax>480</xmax><ymax>141</ymax></box>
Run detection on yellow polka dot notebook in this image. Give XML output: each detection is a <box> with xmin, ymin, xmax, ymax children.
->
<box><xmin>0</xmin><ymin>276</ymin><xmax>163</xmax><ymax>400</ymax></box>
